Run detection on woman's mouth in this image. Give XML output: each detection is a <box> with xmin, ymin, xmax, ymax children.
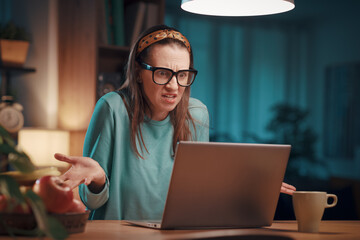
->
<box><xmin>162</xmin><ymin>94</ymin><xmax>177</xmax><ymax>103</ymax></box>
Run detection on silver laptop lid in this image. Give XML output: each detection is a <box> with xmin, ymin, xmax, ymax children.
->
<box><xmin>161</xmin><ymin>141</ymin><xmax>291</xmax><ymax>229</ymax></box>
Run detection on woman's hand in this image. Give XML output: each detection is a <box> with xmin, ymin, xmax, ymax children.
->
<box><xmin>281</xmin><ymin>182</ymin><xmax>296</xmax><ymax>195</ymax></box>
<box><xmin>54</xmin><ymin>153</ymin><xmax>106</xmax><ymax>193</ymax></box>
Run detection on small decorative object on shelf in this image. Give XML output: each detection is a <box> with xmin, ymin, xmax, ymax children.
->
<box><xmin>0</xmin><ymin>95</ymin><xmax>24</xmax><ymax>133</ymax></box>
<box><xmin>0</xmin><ymin>21</ymin><xmax>31</xmax><ymax>67</ymax></box>
<box><xmin>0</xmin><ymin>66</ymin><xmax>36</xmax><ymax>135</ymax></box>
<box><xmin>97</xmin><ymin>72</ymin><xmax>124</xmax><ymax>100</ymax></box>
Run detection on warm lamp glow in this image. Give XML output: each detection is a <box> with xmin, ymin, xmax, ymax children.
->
<box><xmin>181</xmin><ymin>0</ymin><xmax>295</xmax><ymax>16</ymax></box>
<box><xmin>18</xmin><ymin>128</ymin><xmax>70</xmax><ymax>168</ymax></box>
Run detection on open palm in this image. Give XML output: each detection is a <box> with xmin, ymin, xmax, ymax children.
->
<box><xmin>54</xmin><ymin>153</ymin><xmax>106</xmax><ymax>192</ymax></box>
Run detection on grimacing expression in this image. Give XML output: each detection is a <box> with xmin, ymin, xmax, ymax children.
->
<box><xmin>140</xmin><ymin>44</ymin><xmax>190</xmax><ymax>121</ymax></box>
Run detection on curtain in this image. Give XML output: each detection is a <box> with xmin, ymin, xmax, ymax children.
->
<box><xmin>166</xmin><ymin>14</ymin><xmax>309</xmax><ymax>143</ymax></box>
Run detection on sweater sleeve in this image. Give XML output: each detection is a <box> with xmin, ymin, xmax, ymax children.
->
<box><xmin>189</xmin><ymin>98</ymin><xmax>210</xmax><ymax>142</ymax></box>
<box><xmin>79</xmin><ymin>175</ymin><xmax>110</xmax><ymax>210</ymax></box>
<box><xmin>79</xmin><ymin>96</ymin><xmax>116</xmax><ymax>210</ymax></box>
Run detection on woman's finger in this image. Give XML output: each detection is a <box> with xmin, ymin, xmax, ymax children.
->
<box><xmin>280</xmin><ymin>182</ymin><xmax>296</xmax><ymax>195</ymax></box>
<box><xmin>54</xmin><ymin>153</ymin><xmax>86</xmax><ymax>165</ymax></box>
<box><xmin>58</xmin><ymin>167</ymin><xmax>77</xmax><ymax>182</ymax></box>
<box><xmin>84</xmin><ymin>178</ymin><xmax>92</xmax><ymax>186</ymax></box>
<box><xmin>64</xmin><ymin>178</ymin><xmax>85</xmax><ymax>190</ymax></box>
<box><xmin>282</xmin><ymin>182</ymin><xmax>296</xmax><ymax>191</ymax></box>
<box><xmin>281</xmin><ymin>186</ymin><xmax>293</xmax><ymax>195</ymax></box>
<box><xmin>58</xmin><ymin>173</ymin><xmax>69</xmax><ymax>182</ymax></box>
<box><xmin>54</xmin><ymin>153</ymin><xmax>75</xmax><ymax>164</ymax></box>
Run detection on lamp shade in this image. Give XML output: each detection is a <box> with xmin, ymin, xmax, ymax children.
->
<box><xmin>18</xmin><ymin>128</ymin><xmax>70</xmax><ymax>168</ymax></box>
<box><xmin>181</xmin><ymin>0</ymin><xmax>295</xmax><ymax>16</ymax></box>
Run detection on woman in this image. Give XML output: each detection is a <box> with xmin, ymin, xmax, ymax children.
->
<box><xmin>55</xmin><ymin>25</ymin><xmax>295</xmax><ymax>220</ymax></box>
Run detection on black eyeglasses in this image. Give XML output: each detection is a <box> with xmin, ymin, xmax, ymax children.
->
<box><xmin>136</xmin><ymin>59</ymin><xmax>197</xmax><ymax>87</ymax></box>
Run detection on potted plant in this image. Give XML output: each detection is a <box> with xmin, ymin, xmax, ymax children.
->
<box><xmin>0</xmin><ymin>125</ymin><xmax>70</xmax><ymax>239</ymax></box>
<box><xmin>0</xmin><ymin>21</ymin><xmax>31</xmax><ymax>67</ymax></box>
<box><xmin>244</xmin><ymin>103</ymin><xmax>328</xmax><ymax>181</ymax></box>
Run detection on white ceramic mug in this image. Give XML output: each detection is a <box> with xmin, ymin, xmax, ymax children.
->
<box><xmin>292</xmin><ymin>191</ymin><xmax>337</xmax><ymax>233</ymax></box>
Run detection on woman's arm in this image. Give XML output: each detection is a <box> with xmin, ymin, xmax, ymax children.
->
<box><xmin>56</xmin><ymin>95</ymin><xmax>119</xmax><ymax>210</ymax></box>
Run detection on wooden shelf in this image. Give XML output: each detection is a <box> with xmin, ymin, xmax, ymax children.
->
<box><xmin>0</xmin><ymin>66</ymin><xmax>36</xmax><ymax>96</ymax></box>
<box><xmin>98</xmin><ymin>44</ymin><xmax>130</xmax><ymax>58</ymax></box>
<box><xmin>0</xmin><ymin>66</ymin><xmax>36</xmax><ymax>73</ymax></box>
<box><xmin>98</xmin><ymin>44</ymin><xmax>130</xmax><ymax>52</ymax></box>
<box><xmin>98</xmin><ymin>45</ymin><xmax>130</xmax><ymax>73</ymax></box>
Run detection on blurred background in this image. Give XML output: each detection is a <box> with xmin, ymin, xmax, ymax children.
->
<box><xmin>1</xmin><ymin>0</ymin><xmax>359</xmax><ymax>220</ymax></box>
<box><xmin>166</xmin><ymin>0</ymin><xmax>360</xmax><ymax>220</ymax></box>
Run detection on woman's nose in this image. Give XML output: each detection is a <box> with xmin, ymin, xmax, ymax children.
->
<box><xmin>165</xmin><ymin>75</ymin><xmax>178</xmax><ymax>90</ymax></box>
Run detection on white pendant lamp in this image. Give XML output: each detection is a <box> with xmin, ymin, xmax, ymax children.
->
<box><xmin>181</xmin><ymin>0</ymin><xmax>295</xmax><ymax>17</ymax></box>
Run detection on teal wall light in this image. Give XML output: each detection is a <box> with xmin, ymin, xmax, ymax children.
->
<box><xmin>181</xmin><ymin>0</ymin><xmax>295</xmax><ymax>16</ymax></box>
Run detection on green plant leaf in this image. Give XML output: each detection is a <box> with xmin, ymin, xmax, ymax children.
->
<box><xmin>0</xmin><ymin>126</ymin><xmax>68</xmax><ymax>239</ymax></box>
<box><xmin>0</xmin><ymin>126</ymin><xmax>15</xmax><ymax>146</ymax></box>
<box><xmin>0</xmin><ymin>175</ymin><xmax>29</xmax><ymax>212</ymax></box>
<box><xmin>0</xmin><ymin>144</ymin><xmax>17</xmax><ymax>154</ymax></box>
<box><xmin>0</xmin><ymin>176</ymin><xmax>68</xmax><ymax>239</ymax></box>
<box><xmin>25</xmin><ymin>190</ymin><xmax>68</xmax><ymax>240</ymax></box>
<box><xmin>0</xmin><ymin>175</ymin><xmax>27</xmax><ymax>210</ymax></box>
<box><xmin>8</xmin><ymin>152</ymin><xmax>36</xmax><ymax>173</ymax></box>
<box><xmin>0</xmin><ymin>125</ymin><xmax>35</xmax><ymax>173</ymax></box>
<box><xmin>47</xmin><ymin>216</ymin><xmax>69</xmax><ymax>240</ymax></box>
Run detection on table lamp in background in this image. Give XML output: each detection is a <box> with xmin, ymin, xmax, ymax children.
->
<box><xmin>18</xmin><ymin>128</ymin><xmax>70</xmax><ymax>171</ymax></box>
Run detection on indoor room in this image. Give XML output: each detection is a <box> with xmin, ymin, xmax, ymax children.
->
<box><xmin>0</xmin><ymin>0</ymin><xmax>359</xmax><ymax>239</ymax></box>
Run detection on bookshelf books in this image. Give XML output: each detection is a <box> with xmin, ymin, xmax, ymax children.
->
<box><xmin>98</xmin><ymin>0</ymin><xmax>163</xmax><ymax>47</ymax></box>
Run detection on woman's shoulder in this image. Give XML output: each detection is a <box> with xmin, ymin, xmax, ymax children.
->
<box><xmin>96</xmin><ymin>91</ymin><xmax>128</xmax><ymax>115</ymax></box>
<box><xmin>188</xmin><ymin>97</ymin><xmax>208</xmax><ymax>119</ymax></box>
<box><xmin>189</xmin><ymin>97</ymin><xmax>207</xmax><ymax>110</ymax></box>
<box><xmin>99</xmin><ymin>91</ymin><xmax>122</xmax><ymax>103</ymax></box>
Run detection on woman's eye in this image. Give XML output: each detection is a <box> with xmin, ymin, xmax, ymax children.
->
<box><xmin>179</xmin><ymin>72</ymin><xmax>188</xmax><ymax>79</ymax></box>
<box><xmin>157</xmin><ymin>70</ymin><xmax>170</xmax><ymax>77</ymax></box>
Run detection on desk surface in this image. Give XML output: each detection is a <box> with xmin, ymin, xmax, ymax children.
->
<box><xmin>1</xmin><ymin>221</ymin><xmax>359</xmax><ymax>240</ymax></box>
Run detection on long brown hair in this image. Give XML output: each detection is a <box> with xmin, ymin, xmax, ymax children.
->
<box><xmin>119</xmin><ymin>25</ymin><xmax>196</xmax><ymax>159</ymax></box>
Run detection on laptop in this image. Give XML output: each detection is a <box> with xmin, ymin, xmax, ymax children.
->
<box><xmin>126</xmin><ymin>141</ymin><xmax>291</xmax><ymax>229</ymax></box>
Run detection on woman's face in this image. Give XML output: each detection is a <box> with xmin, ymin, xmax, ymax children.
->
<box><xmin>140</xmin><ymin>44</ymin><xmax>190</xmax><ymax>121</ymax></box>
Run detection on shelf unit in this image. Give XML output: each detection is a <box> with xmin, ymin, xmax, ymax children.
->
<box><xmin>0</xmin><ymin>66</ymin><xmax>36</xmax><ymax>97</ymax></box>
<box><xmin>97</xmin><ymin>0</ymin><xmax>165</xmax><ymax>73</ymax></box>
<box><xmin>98</xmin><ymin>44</ymin><xmax>130</xmax><ymax>73</ymax></box>
<box><xmin>57</xmin><ymin>0</ymin><xmax>165</xmax><ymax>156</ymax></box>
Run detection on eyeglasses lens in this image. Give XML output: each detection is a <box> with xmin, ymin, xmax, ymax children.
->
<box><xmin>153</xmin><ymin>69</ymin><xmax>195</xmax><ymax>86</ymax></box>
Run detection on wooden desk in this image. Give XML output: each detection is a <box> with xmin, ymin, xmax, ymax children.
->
<box><xmin>1</xmin><ymin>221</ymin><xmax>359</xmax><ymax>239</ymax></box>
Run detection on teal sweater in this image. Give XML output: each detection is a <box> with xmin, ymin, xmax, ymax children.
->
<box><xmin>79</xmin><ymin>92</ymin><xmax>209</xmax><ymax>220</ymax></box>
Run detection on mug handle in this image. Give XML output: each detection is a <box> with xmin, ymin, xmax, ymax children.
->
<box><xmin>326</xmin><ymin>194</ymin><xmax>338</xmax><ymax>208</ymax></box>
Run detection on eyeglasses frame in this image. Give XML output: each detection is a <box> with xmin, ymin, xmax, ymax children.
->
<box><xmin>136</xmin><ymin>59</ymin><xmax>198</xmax><ymax>87</ymax></box>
